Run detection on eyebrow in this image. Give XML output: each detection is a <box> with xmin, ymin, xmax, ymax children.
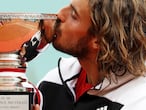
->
<box><xmin>70</xmin><ymin>4</ymin><xmax>79</xmax><ymax>17</ymax></box>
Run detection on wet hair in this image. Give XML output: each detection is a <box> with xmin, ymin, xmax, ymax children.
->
<box><xmin>88</xmin><ymin>0</ymin><xmax>146</xmax><ymax>76</ymax></box>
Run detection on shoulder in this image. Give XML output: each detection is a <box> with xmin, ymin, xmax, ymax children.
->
<box><xmin>105</xmin><ymin>76</ymin><xmax>146</xmax><ymax>110</ymax></box>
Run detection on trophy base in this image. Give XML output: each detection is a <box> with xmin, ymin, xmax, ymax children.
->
<box><xmin>0</xmin><ymin>92</ymin><xmax>33</xmax><ymax>110</ymax></box>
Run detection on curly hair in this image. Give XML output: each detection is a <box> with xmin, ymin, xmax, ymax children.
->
<box><xmin>88</xmin><ymin>0</ymin><xmax>146</xmax><ymax>76</ymax></box>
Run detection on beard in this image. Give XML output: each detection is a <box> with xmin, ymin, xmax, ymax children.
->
<box><xmin>53</xmin><ymin>33</ymin><xmax>91</xmax><ymax>59</ymax></box>
<box><xmin>52</xmin><ymin>18</ymin><xmax>91</xmax><ymax>58</ymax></box>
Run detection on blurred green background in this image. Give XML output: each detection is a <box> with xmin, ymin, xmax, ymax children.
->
<box><xmin>0</xmin><ymin>0</ymin><xmax>70</xmax><ymax>85</ymax></box>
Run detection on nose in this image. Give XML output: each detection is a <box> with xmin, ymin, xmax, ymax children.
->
<box><xmin>57</xmin><ymin>6</ymin><xmax>68</xmax><ymax>23</ymax></box>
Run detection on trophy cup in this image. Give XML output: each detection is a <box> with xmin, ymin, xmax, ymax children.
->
<box><xmin>0</xmin><ymin>13</ymin><xmax>56</xmax><ymax>110</ymax></box>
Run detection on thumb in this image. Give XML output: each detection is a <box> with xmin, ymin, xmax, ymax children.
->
<box><xmin>32</xmin><ymin>104</ymin><xmax>40</xmax><ymax>110</ymax></box>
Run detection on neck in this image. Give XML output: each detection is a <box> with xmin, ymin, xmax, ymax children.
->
<box><xmin>78</xmin><ymin>57</ymin><xmax>104</xmax><ymax>86</ymax></box>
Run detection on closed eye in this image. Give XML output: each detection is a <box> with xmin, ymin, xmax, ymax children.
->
<box><xmin>70</xmin><ymin>4</ymin><xmax>79</xmax><ymax>19</ymax></box>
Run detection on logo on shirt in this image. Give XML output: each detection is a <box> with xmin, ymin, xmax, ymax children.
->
<box><xmin>96</xmin><ymin>106</ymin><xmax>108</xmax><ymax>110</ymax></box>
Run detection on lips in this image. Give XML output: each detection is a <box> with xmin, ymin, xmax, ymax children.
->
<box><xmin>52</xmin><ymin>30</ymin><xmax>58</xmax><ymax>41</ymax></box>
<box><xmin>53</xmin><ymin>27</ymin><xmax>60</xmax><ymax>39</ymax></box>
<box><xmin>53</xmin><ymin>34</ymin><xmax>57</xmax><ymax>38</ymax></box>
<box><xmin>53</xmin><ymin>18</ymin><xmax>61</xmax><ymax>39</ymax></box>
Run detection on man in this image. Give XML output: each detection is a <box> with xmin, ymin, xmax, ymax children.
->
<box><xmin>32</xmin><ymin>0</ymin><xmax>146</xmax><ymax>110</ymax></box>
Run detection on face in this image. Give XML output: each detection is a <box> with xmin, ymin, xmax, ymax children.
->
<box><xmin>53</xmin><ymin>0</ymin><xmax>94</xmax><ymax>58</ymax></box>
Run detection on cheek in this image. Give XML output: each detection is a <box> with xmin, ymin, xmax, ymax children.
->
<box><xmin>62</xmin><ymin>23</ymin><xmax>86</xmax><ymax>39</ymax></box>
<box><xmin>60</xmin><ymin>23</ymin><xmax>74</xmax><ymax>40</ymax></box>
<box><xmin>61</xmin><ymin>29</ymin><xmax>77</xmax><ymax>43</ymax></box>
<box><xmin>59</xmin><ymin>19</ymin><xmax>89</xmax><ymax>43</ymax></box>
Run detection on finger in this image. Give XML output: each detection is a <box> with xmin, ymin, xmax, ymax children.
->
<box><xmin>32</xmin><ymin>104</ymin><xmax>40</xmax><ymax>110</ymax></box>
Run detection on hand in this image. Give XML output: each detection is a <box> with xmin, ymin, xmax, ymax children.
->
<box><xmin>32</xmin><ymin>104</ymin><xmax>40</xmax><ymax>110</ymax></box>
<box><xmin>19</xmin><ymin>18</ymin><xmax>56</xmax><ymax>62</ymax></box>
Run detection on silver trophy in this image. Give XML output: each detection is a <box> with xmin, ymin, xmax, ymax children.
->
<box><xmin>0</xmin><ymin>13</ymin><xmax>56</xmax><ymax>110</ymax></box>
